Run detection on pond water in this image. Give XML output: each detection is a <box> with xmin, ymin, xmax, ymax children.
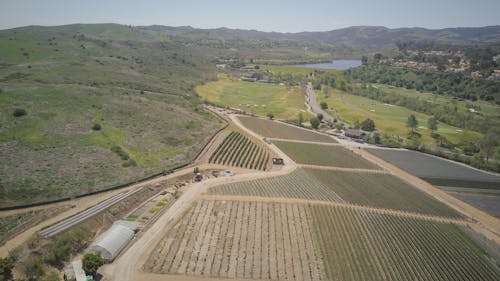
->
<box><xmin>290</xmin><ymin>59</ymin><xmax>362</xmax><ymax>70</ymax></box>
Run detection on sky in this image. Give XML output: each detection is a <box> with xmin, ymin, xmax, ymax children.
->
<box><xmin>1</xmin><ymin>0</ymin><xmax>499</xmax><ymax>32</ymax></box>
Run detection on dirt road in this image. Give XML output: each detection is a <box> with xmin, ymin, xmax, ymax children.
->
<box><xmin>102</xmin><ymin>114</ymin><xmax>298</xmax><ymax>281</ymax></box>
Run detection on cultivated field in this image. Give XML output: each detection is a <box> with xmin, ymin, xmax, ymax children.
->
<box><xmin>209</xmin><ymin>131</ymin><xmax>270</xmax><ymax>170</ymax></box>
<box><xmin>367</xmin><ymin>148</ymin><xmax>500</xmax><ymax>189</ymax></box>
<box><xmin>195</xmin><ymin>74</ymin><xmax>309</xmax><ymax>120</ymax></box>
<box><xmin>274</xmin><ymin>141</ymin><xmax>379</xmax><ymax>169</ymax></box>
<box><xmin>306</xmin><ymin>168</ymin><xmax>462</xmax><ymax>218</ymax></box>
<box><xmin>145</xmin><ymin>200</ymin><xmax>499</xmax><ymax>281</ymax></box>
<box><xmin>310</xmin><ymin>204</ymin><xmax>500</xmax><ymax>281</ymax></box>
<box><xmin>209</xmin><ymin>169</ymin><xmax>343</xmax><ymax>202</ymax></box>
<box><xmin>145</xmin><ymin>200</ymin><xmax>325</xmax><ymax>280</ymax></box>
<box><xmin>238</xmin><ymin>116</ymin><xmax>336</xmax><ymax>143</ymax></box>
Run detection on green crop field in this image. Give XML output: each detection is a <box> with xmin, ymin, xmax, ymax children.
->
<box><xmin>209</xmin><ymin>169</ymin><xmax>343</xmax><ymax>202</ymax></box>
<box><xmin>209</xmin><ymin>131</ymin><xmax>270</xmax><ymax>170</ymax></box>
<box><xmin>196</xmin><ymin>74</ymin><xmax>309</xmax><ymax>120</ymax></box>
<box><xmin>306</xmin><ymin>168</ymin><xmax>462</xmax><ymax>218</ymax></box>
<box><xmin>367</xmin><ymin>148</ymin><xmax>500</xmax><ymax>190</ymax></box>
<box><xmin>238</xmin><ymin>116</ymin><xmax>336</xmax><ymax>143</ymax></box>
<box><xmin>310</xmin><ymin>204</ymin><xmax>500</xmax><ymax>281</ymax></box>
<box><xmin>274</xmin><ymin>141</ymin><xmax>378</xmax><ymax>169</ymax></box>
<box><xmin>318</xmin><ymin>88</ymin><xmax>482</xmax><ymax>145</ymax></box>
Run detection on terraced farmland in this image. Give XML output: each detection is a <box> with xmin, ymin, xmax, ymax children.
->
<box><xmin>274</xmin><ymin>140</ymin><xmax>379</xmax><ymax>169</ymax></box>
<box><xmin>310</xmin><ymin>204</ymin><xmax>500</xmax><ymax>281</ymax></box>
<box><xmin>238</xmin><ymin>116</ymin><xmax>336</xmax><ymax>143</ymax></box>
<box><xmin>306</xmin><ymin>168</ymin><xmax>462</xmax><ymax>218</ymax></box>
<box><xmin>209</xmin><ymin>169</ymin><xmax>343</xmax><ymax>202</ymax></box>
<box><xmin>208</xmin><ymin>131</ymin><xmax>270</xmax><ymax>170</ymax></box>
<box><xmin>145</xmin><ymin>200</ymin><xmax>325</xmax><ymax>280</ymax></box>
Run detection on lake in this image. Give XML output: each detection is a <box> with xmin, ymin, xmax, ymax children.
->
<box><xmin>290</xmin><ymin>59</ymin><xmax>362</xmax><ymax>70</ymax></box>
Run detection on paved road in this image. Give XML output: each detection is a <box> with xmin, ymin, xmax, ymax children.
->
<box><xmin>39</xmin><ymin>188</ymin><xmax>142</xmax><ymax>238</ymax></box>
<box><xmin>306</xmin><ymin>82</ymin><xmax>334</xmax><ymax>123</ymax></box>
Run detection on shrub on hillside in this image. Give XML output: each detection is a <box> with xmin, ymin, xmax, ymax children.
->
<box><xmin>92</xmin><ymin>123</ymin><xmax>102</xmax><ymax>131</ymax></box>
<box><xmin>13</xmin><ymin>108</ymin><xmax>27</xmax><ymax>117</ymax></box>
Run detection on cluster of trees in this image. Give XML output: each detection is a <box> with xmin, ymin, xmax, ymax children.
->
<box><xmin>345</xmin><ymin>64</ymin><xmax>499</xmax><ymax>103</ymax></box>
<box><xmin>334</xmin><ymin>79</ymin><xmax>498</xmax><ymax>134</ymax></box>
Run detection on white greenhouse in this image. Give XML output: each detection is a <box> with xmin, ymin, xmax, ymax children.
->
<box><xmin>85</xmin><ymin>220</ymin><xmax>140</xmax><ymax>262</ymax></box>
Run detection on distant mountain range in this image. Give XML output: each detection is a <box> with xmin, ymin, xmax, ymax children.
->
<box><xmin>142</xmin><ymin>25</ymin><xmax>500</xmax><ymax>50</ymax></box>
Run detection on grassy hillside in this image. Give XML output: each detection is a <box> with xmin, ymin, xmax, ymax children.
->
<box><xmin>0</xmin><ymin>24</ymin><xmax>223</xmax><ymax>207</ymax></box>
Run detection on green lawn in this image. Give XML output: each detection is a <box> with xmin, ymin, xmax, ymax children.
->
<box><xmin>319</xmin><ymin>88</ymin><xmax>482</xmax><ymax>144</ymax></box>
<box><xmin>196</xmin><ymin>74</ymin><xmax>310</xmax><ymax>120</ymax></box>
<box><xmin>373</xmin><ymin>84</ymin><xmax>500</xmax><ymax>118</ymax></box>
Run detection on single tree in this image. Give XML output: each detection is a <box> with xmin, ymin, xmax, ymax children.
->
<box><xmin>92</xmin><ymin>123</ymin><xmax>102</xmax><ymax>131</ymax></box>
<box><xmin>427</xmin><ymin>116</ymin><xmax>438</xmax><ymax>133</ymax></box>
<box><xmin>82</xmin><ymin>252</ymin><xmax>104</xmax><ymax>277</ymax></box>
<box><xmin>360</xmin><ymin>118</ymin><xmax>375</xmax><ymax>131</ymax></box>
<box><xmin>266</xmin><ymin>113</ymin><xmax>274</xmax><ymax>120</ymax></box>
<box><xmin>24</xmin><ymin>257</ymin><xmax>45</xmax><ymax>281</ymax></box>
<box><xmin>361</xmin><ymin>55</ymin><xmax>368</xmax><ymax>65</ymax></box>
<box><xmin>406</xmin><ymin>114</ymin><xmax>418</xmax><ymax>133</ymax></box>
<box><xmin>297</xmin><ymin>113</ymin><xmax>304</xmax><ymax>126</ymax></box>
<box><xmin>317</xmin><ymin>113</ymin><xmax>323</xmax><ymax>122</ymax></box>
<box><xmin>310</xmin><ymin>117</ymin><xmax>320</xmax><ymax>129</ymax></box>
<box><xmin>13</xmin><ymin>108</ymin><xmax>27</xmax><ymax>117</ymax></box>
<box><xmin>0</xmin><ymin>257</ymin><xmax>15</xmax><ymax>281</ymax></box>
<box><xmin>480</xmin><ymin>129</ymin><xmax>499</xmax><ymax>163</ymax></box>
<box><xmin>320</xmin><ymin>101</ymin><xmax>328</xmax><ymax>110</ymax></box>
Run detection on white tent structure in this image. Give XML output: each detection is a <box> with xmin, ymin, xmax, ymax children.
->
<box><xmin>85</xmin><ymin>220</ymin><xmax>140</xmax><ymax>262</ymax></box>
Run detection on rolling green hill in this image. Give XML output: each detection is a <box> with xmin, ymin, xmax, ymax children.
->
<box><xmin>0</xmin><ymin>24</ymin><xmax>224</xmax><ymax>207</ymax></box>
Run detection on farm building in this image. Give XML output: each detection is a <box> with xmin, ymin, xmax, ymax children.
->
<box><xmin>345</xmin><ymin>129</ymin><xmax>366</xmax><ymax>139</ymax></box>
<box><xmin>85</xmin><ymin>220</ymin><xmax>141</xmax><ymax>262</ymax></box>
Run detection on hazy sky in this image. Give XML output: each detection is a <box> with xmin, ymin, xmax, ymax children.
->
<box><xmin>1</xmin><ymin>0</ymin><xmax>499</xmax><ymax>32</ymax></box>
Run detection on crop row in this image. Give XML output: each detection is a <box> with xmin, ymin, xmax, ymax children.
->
<box><xmin>238</xmin><ymin>116</ymin><xmax>336</xmax><ymax>143</ymax></box>
<box><xmin>274</xmin><ymin>140</ymin><xmax>379</xmax><ymax>169</ymax></box>
<box><xmin>310</xmin><ymin>204</ymin><xmax>500</xmax><ymax>281</ymax></box>
<box><xmin>145</xmin><ymin>200</ymin><xmax>325</xmax><ymax>280</ymax></box>
<box><xmin>209</xmin><ymin>131</ymin><xmax>269</xmax><ymax>170</ymax></box>
<box><xmin>209</xmin><ymin>169</ymin><xmax>343</xmax><ymax>202</ymax></box>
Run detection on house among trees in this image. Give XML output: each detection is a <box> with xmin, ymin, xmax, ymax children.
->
<box><xmin>345</xmin><ymin>129</ymin><xmax>366</xmax><ymax>139</ymax></box>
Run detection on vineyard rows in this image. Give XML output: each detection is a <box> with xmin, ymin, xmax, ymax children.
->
<box><xmin>309</xmin><ymin>204</ymin><xmax>500</xmax><ymax>281</ymax></box>
<box><xmin>306</xmin><ymin>168</ymin><xmax>462</xmax><ymax>218</ymax></box>
<box><xmin>274</xmin><ymin>140</ymin><xmax>379</xmax><ymax>169</ymax></box>
<box><xmin>238</xmin><ymin>116</ymin><xmax>336</xmax><ymax>143</ymax></box>
<box><xmin>146</xmin><ymin>200</ymin><xmax>325</xmax><ymax>281</ymax></box>
<box><xmin>209</xmin><ymin>169</ymin><xmax>343</xmax><ymax>202</ymax></box>
<box><xmin>209</xmin><ymin>131</ymin><xmax>269</xmax><ymax>170</ymax></box>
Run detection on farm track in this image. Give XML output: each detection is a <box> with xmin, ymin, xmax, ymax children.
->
<box><xmin>269</xmin><ymin>138</ymin><xmax>342</xmax><ymax>145</ymax></box>
<box><xmin>298</xmin><ymin>164</ymin><xmax>391</xmax><ymax>174</ymax></box>
<box><xmin>201</xmin><ymin>195</ymin><xmax>469</xmax><ymax>225</ymax></box>
<box><xmin>104</xmin><ymin>113</ymin><xmax>500</xmax><ymax>281</ymax></box>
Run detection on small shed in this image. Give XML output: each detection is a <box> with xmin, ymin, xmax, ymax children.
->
<box><xmin>272</xmin><ymin>158</ymin><xmax>284</xmax><ymax>165</ymax></box>
<box><xmin>85</xmin><ymin>220</ymin><xmax>140</xmax><ymax>262</ymax></box>
<box><xmin>345</xmin><ymin>129</ymin><xmax>366</xmax><ymax>139</ymax></box>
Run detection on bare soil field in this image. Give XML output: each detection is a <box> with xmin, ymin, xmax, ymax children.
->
<box><xmin>238</xmin><ymin>116</ymin><xmax>336</xmax><ymax>143</ymax></box>
<box><xmin>275</xmin><ymin>140</ymin><xmax>380</xmax><ymax>169</ymax></box>
<box><xmin>144</xmin><ymin>200</ymin><xmax>325</xmax><ymax>281</ymax></box>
